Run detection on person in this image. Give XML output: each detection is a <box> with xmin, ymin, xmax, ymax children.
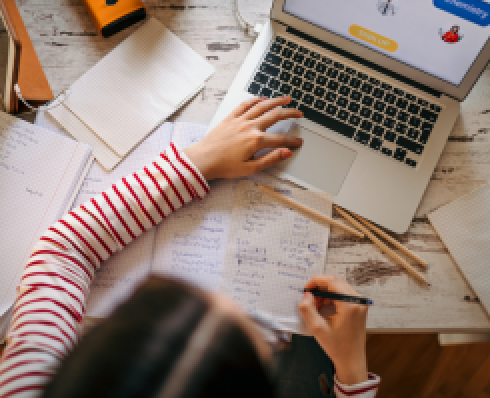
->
<box><xmin>440</xmin><ymin>25</ymin><xmax>463</xmax><ymax>43</ymax></box>
<box><xmin>0</xmin><ymin>96</ymin><xmax>380</xmax><ymax>397</ymax></box>
<box><xmin>377</xmin><ymin>0</ymin><xmax>396</xmax><ymax>16</ymax></box>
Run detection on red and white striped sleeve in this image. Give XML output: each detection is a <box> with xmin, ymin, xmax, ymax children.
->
<box><xmin>334</xmin><ymin>373</ymin><xmax>381</xmax><ymax>397</ymax></box>
<box><xmin>0</xmin><ymin>143</ymin><xmax>209</xmax><ymax>398</ymax></box>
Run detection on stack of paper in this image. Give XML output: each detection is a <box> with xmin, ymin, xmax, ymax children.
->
<box><xmin>0</xmin><ymin>111</ymin><xmax>92</xmax><ymax>316</ymax></box>
<box><xmin>49</xmin><ymin>17</ymin><xmax>214</xmax><ymax>171</ymax></box>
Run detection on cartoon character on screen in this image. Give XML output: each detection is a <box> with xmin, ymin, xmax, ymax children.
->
<box><xmin>439</xmin><ymin>25</ymin><xmax>463</xmax><ymax>43</ymax></box>
<box><xmin>377</xmin><ymin>0</ymin><xmax>396</xmax><ymax>16</ymax></box>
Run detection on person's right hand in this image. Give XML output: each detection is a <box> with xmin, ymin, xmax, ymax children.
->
<box><xmin>183</xmin><ymin>96</ymin><xmax>302</xmax><ymax>181</ymax></box>
<box><xmin>298</xmin><ymin>275</ymin><xmax>369</xmax><ymax>385</ymax></box>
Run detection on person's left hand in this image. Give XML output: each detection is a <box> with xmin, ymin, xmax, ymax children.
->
<box><xmin>183</xmin><ymin>96</ymin><xmax>303</xmax><ymax>181</ymax></box>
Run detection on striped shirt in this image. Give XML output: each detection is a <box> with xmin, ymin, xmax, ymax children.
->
<box><xmin>0</xmin><ymin>143</ymin><xmax>379</xmax><ymax>397</ymax></box>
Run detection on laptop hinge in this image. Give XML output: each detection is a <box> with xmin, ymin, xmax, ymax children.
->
<box><xmin>284</xmin><ymin>25</ymin><xmax>443</xmax><ymax>98</ymax></box>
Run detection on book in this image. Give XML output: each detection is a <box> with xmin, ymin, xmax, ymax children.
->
<box><xmin>0</xmin><ymin>0</ymin><xmax>53</xmax><ymax>113</ymax></box>
<box><xmin>0</xmin><ymin>0</ymin><xmax>21</xmax><ymax>113</ymax></box>
<box><xmin>0</xmin><ymin>111</ymin><xmax>92</xmax><ymax>316</ymax></box>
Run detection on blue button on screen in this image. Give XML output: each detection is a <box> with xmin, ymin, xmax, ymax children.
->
<box><xmin>434</xmin><ymin>0</ymin><xmax>490</xmax><ymax>26</ymax></box>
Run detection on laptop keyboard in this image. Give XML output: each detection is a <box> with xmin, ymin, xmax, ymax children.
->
<box><xmin>248</xmin><ymin>36</ymin><xmax>443</xmax><ymax>168</ymax></box>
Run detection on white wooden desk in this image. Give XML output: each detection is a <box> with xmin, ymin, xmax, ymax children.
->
<box><xmin>17</xmin><ymin>0</ymin><xmax>490</xmax><ymax>332</ymax></box>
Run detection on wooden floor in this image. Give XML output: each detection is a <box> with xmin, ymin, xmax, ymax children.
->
<box><xmin>366</xmin><ymin>334</ymin><xmax>490</xmax><ymax>398</ymax></box>
<box><xmin>2</xmin><ymin>333</ymin><xmax>489</xmax><ymax>397</ymax></box>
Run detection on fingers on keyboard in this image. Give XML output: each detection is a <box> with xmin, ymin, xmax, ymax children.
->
<box><xmin>249</xmin><ymin>36</ymin><xmax>440</xmax><ymax>167</ymax></box>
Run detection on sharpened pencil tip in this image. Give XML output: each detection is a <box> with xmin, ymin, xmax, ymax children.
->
<box><xmin>428</xmin><ymin>283</ymin><xmax>431</xmax><ymax>287</ymax></box>
<box><xmin>369</xmin><ymin>300</ymin><xmax>374</xmax><ymax>305</ymax></box>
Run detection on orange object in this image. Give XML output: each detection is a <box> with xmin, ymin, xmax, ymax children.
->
<box><xmin>0</xmin><ymin>0</ymin><xmax>53</xmax><ymax>113</ymax></box>
<box><xmin>82</xmin><ymin>0</ymin><xmax>146</xmax><ymax>38</ymax></box>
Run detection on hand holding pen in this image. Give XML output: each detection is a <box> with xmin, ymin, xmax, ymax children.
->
<box><xmin>304</xmin><ymin>289</ymin><xmax>373</xmax><ymax>306</ymax></box>
<box><xmin>299</xmin><ymin>275</ymin><xmax>369</xmax><ymax>386</ymax></box>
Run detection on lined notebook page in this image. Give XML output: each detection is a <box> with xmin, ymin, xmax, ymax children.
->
<box><xmin>0</xmin><ymin>111</ymin><xmax>92</xmax><ymax>315</ymax></box>
<box><xmin>152</xmin><ymin>178</ymin><xmax>236</xmax><ymax>291</ymax></box>
<box><xmin>70</xmin><ymin>123</ymin><xmax>174</xmax><ymax>318</ymax></box>
<box><xmin>62</xmin><ymin>17</ymin><xmax>214</xmax><ymax>157</ymax></box>
<box><xmin>150</xmin><ymin>124</ymin><xmax>275</xmax><ymax>292</ymax></box>
<box><xmin>151</xmin><ymin>122</ymin><xmax>234</xmax><ymax>290</ymax></box>
<box><xmin>220</xmin><ymin>180</ymin><xmax>332</xmax><ymax>334</ymax></box>
<box><xmin>429</xmin><ymin>184</ymin><xmax>490</xmax><ymax>316</ymax></box>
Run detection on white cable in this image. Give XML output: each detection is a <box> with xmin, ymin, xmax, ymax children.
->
<box><xmin>14</xmin><ymin>83</ymin><xmax>71</xmax><ymax>112</ymax></box>
<box><xmin>234</xmin><ymin>0</ymin><xmax>263</xmax><ymax>37</ymax></box>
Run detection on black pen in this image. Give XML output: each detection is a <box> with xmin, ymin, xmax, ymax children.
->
<box><xmin>304</xmin><ymin>289</ymin><xmax>373</xmax><ymax>306</ymax></box>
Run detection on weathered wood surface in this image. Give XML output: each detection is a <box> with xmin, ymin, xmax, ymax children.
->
<box><xmin>16</xmin><ymin>0</ymin><xmax>490</xmax><ymax>331</ymax></box>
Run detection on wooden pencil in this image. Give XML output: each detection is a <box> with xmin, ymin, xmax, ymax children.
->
<box><xmin>258</xmin><ymin>185</ymin><xmax>364</xmax><ymax>239</ymax></box>
<box><xmin>350</xmin><ymin>212</ymin><xmax>428</xmax><ymax>267</ymax></box>
<box><xmin>335</xmin><ymin>206</ymin><xmax>430</xmax><ymax>286</ymax></box>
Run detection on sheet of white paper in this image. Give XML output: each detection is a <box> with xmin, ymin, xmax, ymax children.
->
<box><xmin>0</xmin><ymin>111</ymin><xmax>92</xmax><ymax>315</ymax></box>
<box><xmin>220</xmin><ymin>180</ymin><xmax>332</xmax><ymax>334</ymax></box>
<box><xmin>35</xmin><ymin>110</ymin><xmax>68</xmax><ymax>136</ymax></box>
<box><xmin>71</xmin><ymin>122</ymin><xmax>174</xmax><ymax>318</ymax></box>
<box><xmin>63</xmin><ymin>17</ymin><xmax>214</xmax><ymax>157</ymax></box>
<box><xmin>428</xmin><ymin>184</ymin><xmax>490</xmax><ymax>316</ymax></box>
<box><xmin>71</xmin><ymin>122</ymin><xmax>173</xmax><ymax>206</ymax></box>
<box><xmin>150</xmin><ymin>122</ymin><xmax>233</xmax><ymax>290</ymax></box>
<box><xmin>152</xmin><ymin>179</ymin><xmax>236</xmax><ymax>291</ymax></box>
<box><xmin>86</xmin><ymin>229</ymin><xmax>156</xmax><ymax>318</ymax></box>
<box><xmin>34</xmin><ymin>111</ymin><xmax>97</xmax><ymax>218</ymax></box>
<box><xmin>48</xmin><ymin>103</ymin><xmax>123</xmax><ymax>171</ymax></box>
<box><xmin>172</xmin><ymin>121</ymin><xmax>209</xmax><ymax>149</ymax></box>
<box><xmin>151</xmin><ymin>123</ymin><xmax>313</xmax><ymax>296</ymax></box>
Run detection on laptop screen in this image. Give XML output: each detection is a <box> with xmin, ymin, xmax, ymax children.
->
<box><xmin>283</xmin><ymin>0</ymin><xmax>490</xmax><ymax>86</ymax></box>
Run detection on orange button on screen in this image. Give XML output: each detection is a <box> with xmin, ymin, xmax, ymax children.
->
<box><xmin>349</xmin><ymin>24</ymin><xmax>398</xmax><ymax>52</ymax></box>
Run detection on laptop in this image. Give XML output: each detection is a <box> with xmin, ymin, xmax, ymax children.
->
<box><xmin>209</xmin><ymin>0</ymin><xmax>490</xmax><ymax>233</ymax></box>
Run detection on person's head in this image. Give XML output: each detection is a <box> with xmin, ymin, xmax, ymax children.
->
<box><xmin>452</xmin><ymin>25</ymin><xmax>459</xmax><ymax>33</ymax></box>
<box><xmin>42</xmin><ymin>276</ymin><xmax>276</xmax><ymax>398</ymax></box>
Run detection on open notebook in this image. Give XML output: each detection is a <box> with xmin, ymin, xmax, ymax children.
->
<box><xmin>0</xmin><ymin>111</ymin><xmax>92</xmax><ymax>316</ymax></box>
<box><xmin>48</xmin><ymin>17</ymin><xmax>214</xmax><ymax>171</ymax></box>
<box><xmin>0</xmin><ymin>112</ymin><xmax>171</xmax><ymax>343</ymax></box>
<box><xmin>65</xmin><ymin>122</ymin><xmax>332</xmax><ymax>334</ymax></box>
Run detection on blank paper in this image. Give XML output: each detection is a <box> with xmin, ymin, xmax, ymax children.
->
<box><xmin>60</xmin><ymin>17</ymin><xmax>214</xmax><ymax>160</ymax></box>
<box><xmin>429</xmin><ymin>184</ymin><xmax>490</xmax><ymax>316</ymax></box>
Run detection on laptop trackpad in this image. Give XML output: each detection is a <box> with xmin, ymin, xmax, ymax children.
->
<box><xmin>271</xmin><ymin>124</ymin><xmax>357</xmax><ymax>196</ymax></box>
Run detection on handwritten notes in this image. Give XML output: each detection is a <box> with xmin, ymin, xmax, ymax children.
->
<box><xmin>64</xmin><ymin>120</ymin><xmax>334</xmax><ymax>334</ymax></box>
<box><xmin>71</xmin><ymin>122</ymin><xmax>173</xmax><ymax>317</ymax></box>
<box><xmin>151</xmin><ymin>122</ymin><xmax>235</xmax><ymax>290</ymax></box>
<box><xmin>0</xmin><ymin>111</ymin><xmax>91</xmax><ymax>315</ymax></box>
<box><xmin>152</xmin><ymin>179</ymin><xmax>236</xmax><ymax>291</ymax></box>
<box><xmin>220</xmin><ymin>180</ymin><xmax>332</xmax><ymax>333</ymax></box>
<box><xmin>85</xmin><ymin>228</ymin><xmax>155</xmax><ymax>318</ymax></box>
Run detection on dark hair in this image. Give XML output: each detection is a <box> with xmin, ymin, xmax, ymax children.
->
<box><xmin>42</xmin><ymin>276</ymin><xmax>275</xmax><ymax>398</ymax></box>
